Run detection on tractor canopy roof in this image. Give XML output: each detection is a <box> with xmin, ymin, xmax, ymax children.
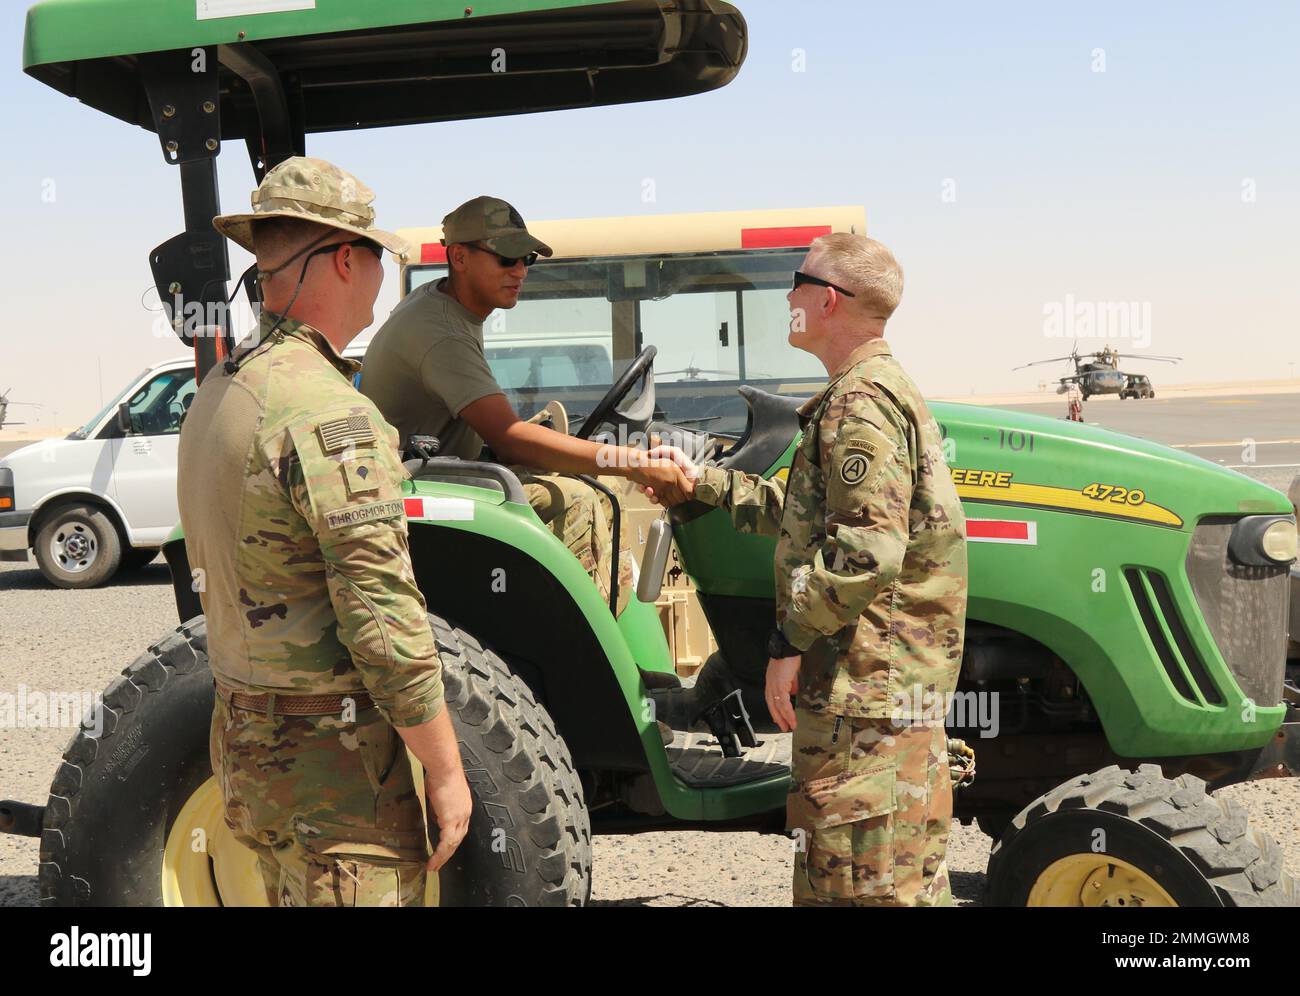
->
<box><xmin>23</xmin><ymin>0</ymin><xmax>747</xmax><ymax>137</ymax></box>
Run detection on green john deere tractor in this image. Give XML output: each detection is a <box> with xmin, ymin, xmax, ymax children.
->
<box><xmin>5</xmin><ymin>0</ymin><xmax>1298</xmax><ymax>907</ymax></box>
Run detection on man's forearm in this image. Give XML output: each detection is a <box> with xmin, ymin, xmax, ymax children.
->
<box><xmin>490</xmin><ymin>420</ymin><xmax>650</xmax><ymax>480</ymax></box>
<box><xmin>396</xmin><ymin>707</ymin><xmax>463</xmax><ymax>783</ymax></box>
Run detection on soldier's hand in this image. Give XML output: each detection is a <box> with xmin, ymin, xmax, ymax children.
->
<box><xmin>634</xmin><ymin>460</ymin><xmax>694</xmax><ymax>507</ymax></box>
<box><xmin>424</xmin><ymin>767</ymin><xmax>472</xmax><ymax>872</ymax></box>
<box><xmin>645</xmin><ymin>444</ymin><xmax>699</xmax><ymax>481</ymax></box>
<box><xmin>766</xmin><ymin>655</ymin><xmax>801</xmax><ymax>732</ymax></box>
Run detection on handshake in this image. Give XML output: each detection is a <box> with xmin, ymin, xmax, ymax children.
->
<box><xmin>626</xmin><ymin>444</ymin><xmax>700</xmax><ymax>507</ymax></box>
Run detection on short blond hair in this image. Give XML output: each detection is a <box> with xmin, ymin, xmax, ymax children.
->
<box><xmin>809</xmin><ymin>233</ymin><xmax>904</xmax><ymax>319</ymax></box>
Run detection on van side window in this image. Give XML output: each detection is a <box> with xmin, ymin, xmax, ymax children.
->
<box><xmin>120</xmin><ymin>368</ymin><xmax>197</xmax><ymax>436</ymax></box>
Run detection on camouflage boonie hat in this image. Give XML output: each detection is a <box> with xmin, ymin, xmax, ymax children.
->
<box><xmin>441</xmin><ymin>196</ymin><xmax>553</xmax><ymax>258</ymax></box>
<box><xmin>213</xmin><ymin>156</ymin><xmax>410</xmax><ymax>260</ymax></box>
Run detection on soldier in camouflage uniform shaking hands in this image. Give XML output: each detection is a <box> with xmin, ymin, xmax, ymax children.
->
<box><xmin>647</xmin><ymin>234</ymin><xmax>967</xmax><ymax>906</ymax></box>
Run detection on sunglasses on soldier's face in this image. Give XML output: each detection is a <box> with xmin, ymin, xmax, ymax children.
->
<box><xmin>792</xmin><ymin>270</ymin><xmax>856</xmax><ymax>297</ymax></box>
<box><xmin>466</xmin><ymin>242</ymin><xmax>540</xmax><ymax>268</ymax></box>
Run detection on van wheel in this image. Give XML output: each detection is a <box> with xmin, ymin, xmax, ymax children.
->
<box><xmin>33</xmin><ymin>503</ymin><xmax>122</xmax><ymax>588</ymax></box>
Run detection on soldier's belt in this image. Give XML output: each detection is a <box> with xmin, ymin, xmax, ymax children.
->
<box><xmin>220</xmin><ymin>684</ymin><xmax>373</xmax><ymax>716</ymax></box>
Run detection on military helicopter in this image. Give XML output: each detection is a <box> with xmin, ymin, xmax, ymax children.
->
<box><xmin>1014</xmin><ymin>343</ymin><xmax>1181</xmax><ymax>400</ymax></box>
<box><xmin>0</xmin><ymin>388</ymin><xmax>41</xmax><ymax>430</ymax></box>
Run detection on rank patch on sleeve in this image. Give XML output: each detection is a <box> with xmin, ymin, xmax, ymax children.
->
<box><xmin>324</xmin><ymin>499</ymin><xmax>404</xmax><ymax>531</ymax></box>
<box><xmin>317</xmin><ymin>414</ymin><xmax>377</xmax><ymax>455</ymax></box>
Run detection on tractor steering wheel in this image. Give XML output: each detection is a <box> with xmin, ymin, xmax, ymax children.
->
<box><xmin>574</xmin><ymin>345</ymin><xmax>658</xmax><ymax>441</ymax></box>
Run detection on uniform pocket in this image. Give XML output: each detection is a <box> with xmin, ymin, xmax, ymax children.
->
<box><xmin>790</xmin><ymin>757</ymin><xmax>898</xmax><ymax>902</ymax></box>
<box><xmin>289</xmin><ymin>816</ymin><xmax>427</xmax><ymax>907</ymax></box>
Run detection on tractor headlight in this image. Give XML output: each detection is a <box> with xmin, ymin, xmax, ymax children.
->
<box><xmin>1228</xmin><ymin>514</ymin><xmax>1297</xmax><ymax>567</ymax></box>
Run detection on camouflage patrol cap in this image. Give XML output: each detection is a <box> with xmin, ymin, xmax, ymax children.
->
<box><xmin>213</xmin><ymin>156</ymin><xmax>409</xmax><ymax>260</ymax></box>
<box><xmin>441</xmin><ymin>196</ymin><xmax>553</xmax><ymax>258</ymax></box>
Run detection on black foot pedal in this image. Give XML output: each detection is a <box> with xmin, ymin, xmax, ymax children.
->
<box><xmin>693</xmin><ymin>688</ymin><xmax>759</xmax><ymax>759</ymax></box>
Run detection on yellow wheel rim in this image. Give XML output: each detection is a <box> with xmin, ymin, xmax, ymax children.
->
<box><xmin>162</xmin><ymin>773</ymin><xmax>440</xmax><ymax>907</ymax></box>
<box><xmin>1028</xmin><ymin>853</ymin><xmax>1179</xmax><ymax>907</ymax></box>
<box><xmin>161</xmin><ymin>777</ymin><xmax>269</xmax><ymax>907</ymax></box>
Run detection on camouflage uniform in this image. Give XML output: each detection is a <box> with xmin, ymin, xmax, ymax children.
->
<box><xmin>691</xmin><ymin>338</ymin><xmax>967</xmax><ymax>907</ymax></box>
<box><xmin>512</xmin><ymin>469</ymin><xmax>636</xmax><ymax>614</ymax></box>
<box><xmin>179</xmin><ymin>159</ymin><xmax>442</xmax><ymax>906</ymax></box>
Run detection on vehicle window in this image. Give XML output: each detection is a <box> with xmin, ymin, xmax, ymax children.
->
<box><xmin>74</xmin><ymin>370</ymin><xmax>149</xmax><ymax>440</ymax></box>
<box><xmin>403</xmin><ymin>249</ymin><xmax>825</xmax><ymax>433</ymax></box>
<box><xmin>122</xmin><ymin>368</ymin><xmax>196</xmax><ymax>437</ymax></box>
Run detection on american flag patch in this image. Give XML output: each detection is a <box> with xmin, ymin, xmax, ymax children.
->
<box><xmin>317</xmin><ymin>414</ymin><xmax>376</xmax><ymax>454</ymax></box>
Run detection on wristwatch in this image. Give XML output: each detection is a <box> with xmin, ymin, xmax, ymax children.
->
<box><xmin>766</xmin><ymin>627</ymin><xmax>799</xmax><ymax>659</ymax></box>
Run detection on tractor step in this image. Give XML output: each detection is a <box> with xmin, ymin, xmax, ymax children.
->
<box><xmin>667</xmin><ymin>729</ymin><xmax>791</xmax><ymax>788</ymax></box>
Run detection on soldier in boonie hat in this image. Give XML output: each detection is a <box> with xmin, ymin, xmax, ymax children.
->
<box><xmin>212</xmin><ymin>156</ymin><xmax>410</xmax><ymax>354</ymax></box>
<box><xmin>213</xmin><ymin>155</ymin><xmax>409</xmax><ymax>258</ymax></box>
<box><xmin>181</xmin><ymin>156</ymin><xmax>472</xmax><ymax>907</ymax></box>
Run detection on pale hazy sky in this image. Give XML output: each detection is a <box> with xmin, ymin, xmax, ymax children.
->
<box><xmin>3</xmin><ymin>0</ymin><xmax>1297</xmax><ymax>427</ymax></box>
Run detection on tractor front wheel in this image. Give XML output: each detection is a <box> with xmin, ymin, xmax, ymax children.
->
<box><xmin>984</xmin><ymin>764</ymin><xmax>1297</xmax><ymax>907</ymax></box>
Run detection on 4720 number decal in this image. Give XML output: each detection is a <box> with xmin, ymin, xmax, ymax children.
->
<box><xmin>1082</xmin><ymin>482</ymin><xmax>1146</xmax><ymax>506</ymax></box>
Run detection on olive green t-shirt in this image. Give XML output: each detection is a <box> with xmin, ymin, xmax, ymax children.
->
<box><xmin>360</xmin><ymin>278</ymin><xmax>504</xmax><ymax>459</ymax></box>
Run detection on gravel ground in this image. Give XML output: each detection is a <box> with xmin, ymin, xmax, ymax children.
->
<box><xmin>2</xmin><ymin>463</ymin><xmax>1298</xmax><ymax>906</ymax></box>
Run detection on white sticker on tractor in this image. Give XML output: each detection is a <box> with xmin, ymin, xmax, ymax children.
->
<box><xmin>197</xmin><ymin>0</ymin><xmax>316</xmax><ymax>21</ymax></box>
<box><xmin>966</xmin><ymin>519</ymin><xmax>1037</xmax><ymax>545</ymax></box>
<box><xmin>403</xmin><ymin>497</ymin><xmax>475</xmax><ymax>522</ymax></box>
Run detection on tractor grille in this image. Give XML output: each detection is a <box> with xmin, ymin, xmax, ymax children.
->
<box><xmin>1124</xmin><ymin>568</ymin><xmax>1224</xmax><ymax>706</ymax></box>
<box><xmin>1184</xmin><ymin>518</ymin><xmax>1288</xmax><ymax>708</ymax></box>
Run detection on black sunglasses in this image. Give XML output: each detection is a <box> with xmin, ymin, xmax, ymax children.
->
<box><xmin>792</xmin><ymin>270</ymin><xmax>856</xmax><ymax>297</ymax></box>
<box><xmin>466</xmin><ymin>242</ymin><xmax>540</xmax><ymax>268</ymax></box>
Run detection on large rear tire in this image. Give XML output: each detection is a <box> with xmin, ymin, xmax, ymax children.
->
<box><xmin>984</xmin><ymin>764</ymin><xmax>1298</xmax><ymax>907</ymax></box>
<box><xmin>39</xmin><ymin>615</ymin><xmax>591</xmax><ymax>906</ymax></box>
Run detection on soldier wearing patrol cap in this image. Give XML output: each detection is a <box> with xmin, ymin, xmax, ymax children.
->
<box><xmin>645</xmin><ymin>233</ymin><xmax>968</xmax><ymax>907</ymax></box>
<box><xmin>178</xmin><ymin>156</ymin><xmax>471</xmax><ymax>906</ymax></box>
<box><xmin>361</xmin><ymin>196</ymin><xmax>693</xmax><ymax>616</ymax></box>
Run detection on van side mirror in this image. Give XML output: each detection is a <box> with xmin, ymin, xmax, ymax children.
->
<box><xmin>116</xmin><ymin>402</ymin><xmax>134</xmax><ymax>436</ymax></box>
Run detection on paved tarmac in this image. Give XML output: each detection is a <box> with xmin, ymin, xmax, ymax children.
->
<box><xmin>1</xmin><ymin>390</ymin><xmax>1296</xmax><ymax>906</ymax></box>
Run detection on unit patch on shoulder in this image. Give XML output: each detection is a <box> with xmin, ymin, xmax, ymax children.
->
<box><xmin>840</xmin><ymin>438</ymin><xmax>879</xmax><ymax>484</ymax></box>
<box><xmin>317</xmin><ymin>414</ymin><xmax>377</xmax><ymax>455</ymax></box>
<box><xmin>324</xmin><ymin>499</ymin><xmax>404</xmax><ymax>531</ymax></box>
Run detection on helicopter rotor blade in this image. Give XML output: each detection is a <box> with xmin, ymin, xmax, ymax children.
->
<box><xmin>1112</xmin><ymin>354</ymin><xmax>1182</xmax><ymax>363</ymax></box>
<box><xmin>1012</xmin><ymin>356</ymin><xmax>1079</xmax><ymax>371</ymax></box>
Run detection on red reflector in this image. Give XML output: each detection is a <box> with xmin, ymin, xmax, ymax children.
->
<box><xmin>966</xmin><ymin>519</ymin><xmax>1038</xmax><ymax>545</ymax></box>
<box><xmin>740</xmin><ymin>225</ymin><xmax>832</xmax><ymax>249</ymax></box>
<box><xmin>968</xmin><ymin>520</ymin><xmax>1027</xmax><ymax>540</ymax></box>
<box><xmin>420</xmin><ymin>243</ymin><xmax>448</xmax><ymax>264</ymax></box>
<box><xmin>403</xmin><ymin>497</ymin><xmax>423</xmax><ymax>518</ymax></box>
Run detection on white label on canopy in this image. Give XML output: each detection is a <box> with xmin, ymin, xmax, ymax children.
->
<box><xmin>197</xmin><ymin>0</ymin><xmax>316</xmax><ymax>21</ymax></box>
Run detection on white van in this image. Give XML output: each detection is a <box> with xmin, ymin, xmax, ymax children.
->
<box><xmin>0</xmin><ymin>345</ymin><xmax>364</xmax><ymax>588</ymax></box>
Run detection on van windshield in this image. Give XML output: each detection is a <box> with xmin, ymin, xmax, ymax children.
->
<box><xmin>406</xmin><ymin>250</ymin><xmax>823</xmax><ymax>434</ymax></box>
<box><xmin>67</xmin><ymin>370</ymin><xmax>149</xmax><ymax>440</ymax></box>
